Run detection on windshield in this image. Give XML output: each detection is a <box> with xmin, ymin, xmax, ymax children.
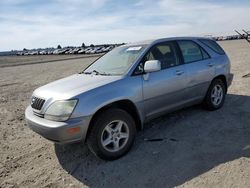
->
<box><xmin>83</xmin><ymin>45</ymin><xmax>146</xmax><ymax>75</ymax></box>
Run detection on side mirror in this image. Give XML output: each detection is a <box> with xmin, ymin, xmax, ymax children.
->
<box><xmin>144</xmin><ymin>60</ymin><xmax>161</xmax><ymax>73</ymax></box>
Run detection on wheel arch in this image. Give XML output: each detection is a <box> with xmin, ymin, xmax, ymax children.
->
<box><xmin>212</xmin><ymin>74</ymin><xmax>228</xmax><ymax>92</ymax></box>
<box><xmin>85</xmin><ymin>99</ymin><xmax>143</xmax><ymax>141</ymax></box>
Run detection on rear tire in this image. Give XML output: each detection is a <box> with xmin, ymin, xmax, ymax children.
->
<box><xmin>87</xmin><ymin>108</ymin><xmax>136</xmax><ymax>160</ymax></box>
<box><xmin>203</xmin><ymin>79</ymin><xmax>226</xmax><ymax>111</ymax></box>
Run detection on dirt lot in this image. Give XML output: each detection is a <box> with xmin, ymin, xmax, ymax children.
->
<box><xmin>0</xmin><ymin>54</ymin><xmax>101</xmax><ymax>68</ymax></box>
<box><xmin>0</xmin><ymin>40</ymin><xmax>250</xmax><ymax>188</ymax></box>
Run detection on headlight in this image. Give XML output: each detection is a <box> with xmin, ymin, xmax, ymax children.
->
<box><xmin>44</xmin><ymin>100</ymin><xmax>78</xmax><ymax>121</ymax></box>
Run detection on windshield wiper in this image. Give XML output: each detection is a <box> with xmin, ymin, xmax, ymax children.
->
<box><xmin>81</xmin><ymin>71</ymin><xmax>91</xmax><ymax>74</ymax></box>
<box><xmin>92</xmin><ymin>70</ymin><xmax>101</xmax><ymax>75</ymax></box>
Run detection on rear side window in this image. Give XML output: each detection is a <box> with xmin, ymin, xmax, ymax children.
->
<box><xmin>177</xmin><ymin>40</ymin><xmax>206</xmax><ymax>63</ymax></box>
<box><xmin>199</xmin><ymin>39</ymin><xmax>225</xmax><ymax>55</ymax></box>
<box><xmin>201</xmin><ymin>48</ymin><xmax>210</xmax><ymax>59</ymax></box>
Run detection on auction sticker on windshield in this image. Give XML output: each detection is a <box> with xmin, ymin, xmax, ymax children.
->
<box><xmin>126</xmin><ymin>46</ymin><xmax>142</xmax><ymax>51</ymax></box>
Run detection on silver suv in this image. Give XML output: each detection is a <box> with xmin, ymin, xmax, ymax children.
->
<box><xmin>25</xmin><ymin>37</ymin><xmax>233</xmax><ymax>160</ymax></box>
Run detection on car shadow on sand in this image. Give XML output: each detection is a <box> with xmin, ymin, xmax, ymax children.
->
<box><xmin>54</xmin><ymin>94</ymin><xmax>250</xmax><ymax>188</ymax></box>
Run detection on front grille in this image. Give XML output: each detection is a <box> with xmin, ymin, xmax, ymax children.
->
<box><xmin>31</xmin><ymin>96</ymin><xmax>45</xmax><ymax>110</ymax></box>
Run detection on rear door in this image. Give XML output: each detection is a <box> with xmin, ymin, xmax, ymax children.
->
<box><xmin>177</xmin><ymin>40</ymin><xmax>215</xmax><ymax>101</ymax></box>
<box><xmin>141</xmin><ymin>41</ymin><xmax>188</xmax><ymax>119</ymax></box>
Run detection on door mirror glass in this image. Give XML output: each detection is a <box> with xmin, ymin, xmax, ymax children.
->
<box><xmin>144</xmin><ymin>60</ymin><xmax>161</xmax><ymax>73</ymax></box>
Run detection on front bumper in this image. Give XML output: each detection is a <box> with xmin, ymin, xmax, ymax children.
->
<box><xmin>25</xmin><ymin>106</ymin><xmax>91</xmax><ymax>144</ymax></box>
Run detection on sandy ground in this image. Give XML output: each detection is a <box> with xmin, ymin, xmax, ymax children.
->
<box><xmin>0</xmin><ymin>40</ymin><xmax>250</xmax><ymax>188</ymax></box>
<box><xmin>0</xmin><ymin>54</ymin><xmax>101</xmax><ymax>68</ymax></box>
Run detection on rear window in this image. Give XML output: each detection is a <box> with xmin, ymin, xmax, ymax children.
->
<box><xmin>199</xmin><ymin>39</ymin><xmax>225</xmax><ymax>55</ymax></box>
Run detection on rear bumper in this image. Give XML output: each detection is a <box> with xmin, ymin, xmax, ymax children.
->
<box><xmin>25</xmin><ymin>106</ymin><xmax>91</xmax><ymax>144</ymax></box>
<box><xmin>227</xmin><ymin>73</ymin><xmax>234</xmax><ymax>87</ymax></box>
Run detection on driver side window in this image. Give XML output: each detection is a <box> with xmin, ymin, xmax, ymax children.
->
<box><xmin>144</xmin><ymin>42</ymin><xmax>179</xmax><ymax>69</ymax></box>
<box><xmin>133</xmin><ymin>42</ymin><xmax>179</xmax><ymax>75</ymax></box>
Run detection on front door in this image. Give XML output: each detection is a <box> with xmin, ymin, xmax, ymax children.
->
<box><xmin>142</xmin><ymin>41</ymin><xmax>188</xmax><ymax>119</ymax></box>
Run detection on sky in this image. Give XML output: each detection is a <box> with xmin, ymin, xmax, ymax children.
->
<box><xmin>0</xmin><ymin>0</ymin><xmax>250</xmax><ymax>51</ymax></box>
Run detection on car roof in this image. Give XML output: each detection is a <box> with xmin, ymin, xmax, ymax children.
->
<box><xmin>125</xmin><ymin>36</ymin><xmax>212</xmax><ymax>46</ymax></box>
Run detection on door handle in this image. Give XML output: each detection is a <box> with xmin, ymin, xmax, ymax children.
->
<box><xmin>207</xmin><ymin>63</ymin><xmax>214</xmax><ymax>67</ymax></box>
<box><xmin>176</xmin><ymin>70</ymin><xmax>184</xmax><ymax>75</ymax></box>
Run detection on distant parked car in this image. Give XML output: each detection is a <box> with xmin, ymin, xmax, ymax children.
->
<box><xmin>47</xmin><ymin>50</ymin><xmax>54</xmax><ymax>55</ymax></box>
<box><xmin>53</xmin><ymin>49</ymin><xmax>60</xmax><ymax>55</ymax></box>
<box><xmin>103</xmin><ymin>46</ymin><xmax>114</xmax><ymax>52</ymax></box>
<box><xmin>39</xmin><ymin>50</ymin><xmax>47</xmax><ymax>55</ymax></box>
<box><xmin>84</xmin><ymin>47</ymin><xmax>93</xmax><ymax>54</ymax></box>
<box><xmin>29</xmin><ymin>51</ymin><xmax>39</xmax><ymax>55</ymax></box>
<box><xmin>25</xmin><ymin>37</ymin><xmax>233</xmax><ymax>160</ymax></box>
<box><xmin>211</xmin><ymin>37</ymin><xmax>218</xmax><ymax>41</ymax></box>
<box><xmin>70</xmin><ymin>48</ymin><xmax>82</xmax><ymax>54</ymax></box>
<box><xmin>95</xmin><ymin>47</ymin><xmax>106</xmax><ymax>53</ymax></box>
<box><xmin>89</xmin><ymin>47</ymin><xmax>101</xmax><ymax>54</ymax></box>
<box><xmin>17</xmin><ymin>52</ymin><xmax>24</xmax><ymax>56</ymax></box>
<box><xmin>217</xmin><ymin>36</ymin><xmax>223</xmax><ymax>41</ymax></box>
<box><xmin>58</xmin><ymin>49</ymin><xmax>70</xmax><ymax>54</ymax></box>
<box><xmin>87</xmin><ymin>48</ymin><xmax>95</xmax><ymax>54</ymax></box>
<box><xmin>77</xmin><ymin>48</ymin><xmax>86</xmax><ymax>54</ymax></box>
<box><xmin>65</xmin><ymin>48</ymin><xmax>74</xmax><ymax>54</ymax></box>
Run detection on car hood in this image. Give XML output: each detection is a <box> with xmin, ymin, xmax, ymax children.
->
<box><xmin>33</xmin><ymin>74</ymin><xmax>123</xmax><ymax>100</ymax></box>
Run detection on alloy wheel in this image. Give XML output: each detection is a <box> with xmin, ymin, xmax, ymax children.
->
<box><xmin>101</xmin><ymin>120</ymin><xmax>129</xmax><ymax>152</ymax></box>
<box><xmin>211</xmin><ymin>84</ymin><xmax>224</xmax><ymax>106</ymax></box>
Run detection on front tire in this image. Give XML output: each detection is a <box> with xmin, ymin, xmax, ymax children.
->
<box><xmin>87</xmin><ymin>108</ymin><xmax>136</xmax><ymax>160</ymax></box>
<box><xmin>203</xmin><ymin>79</ymin><xmax>226</xmax><ymax>110</ymax></box>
